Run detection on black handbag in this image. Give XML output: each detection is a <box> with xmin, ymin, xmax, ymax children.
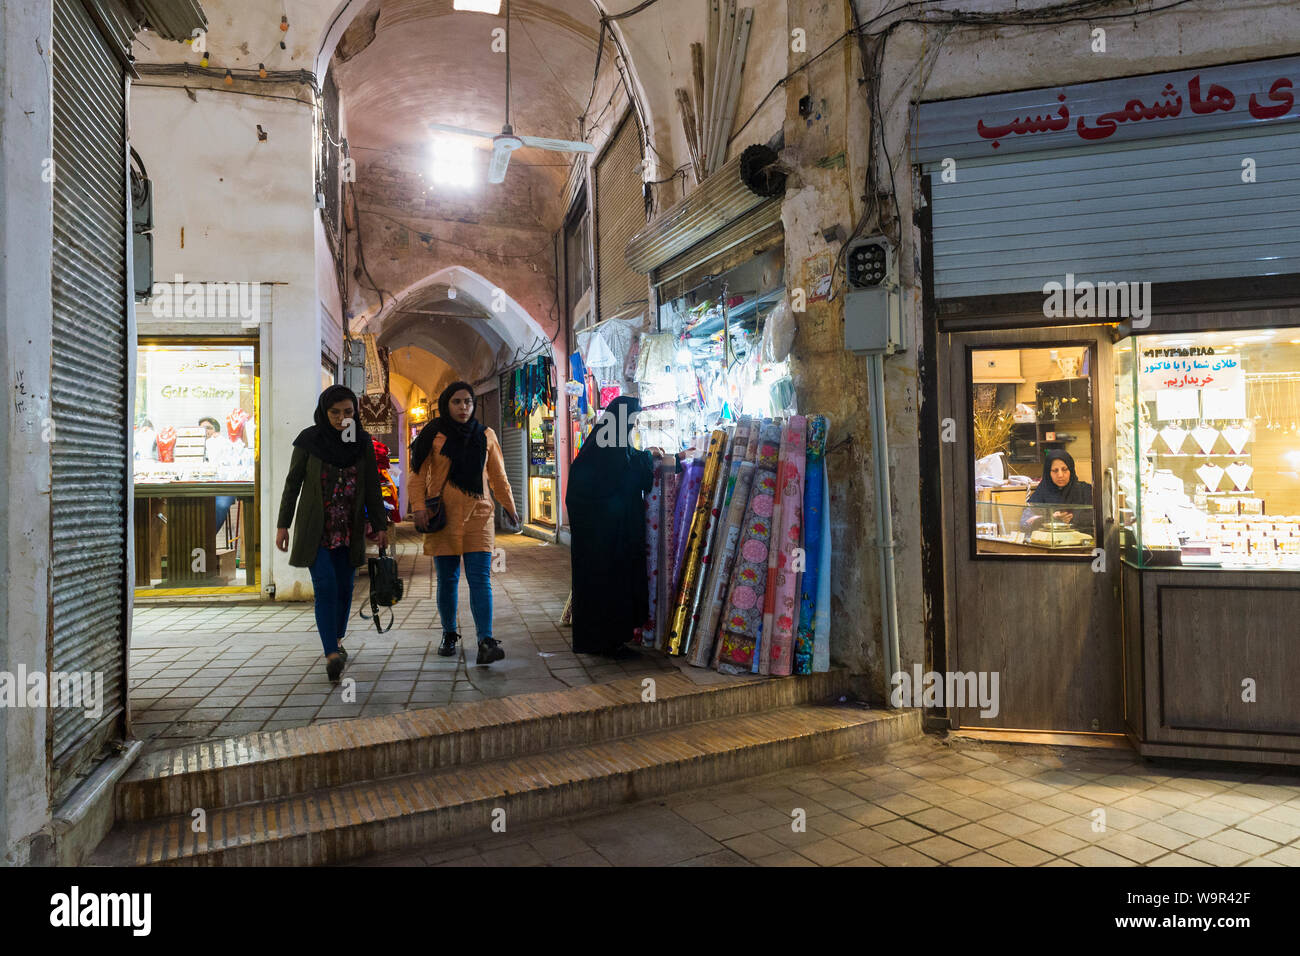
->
<box><xmin>359</xmin><ymin>546</ymin><xmax>404</xmax><ymax>633</ymax></box>
<box><xmin>420</xmin><ymin>475</ymin><xmax>450</xmax><ymax>533</ymax></box>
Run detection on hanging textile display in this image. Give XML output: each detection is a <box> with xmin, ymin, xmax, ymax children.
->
<box><xmin>714</xmin><ymin>422</ymin><xmax>781</xmax><ymax>673</ymax></box>
<box><xmin>812</xmin><ymin>463</ymin><xmax>832</xmax><ymax>673</ymax></box>
<box><xmin>794</xmin><ymin>416</ymin><xmax>829</xmax><ymax>675</ymax></box>
<box><xmin>666</xmin><ymin>429</ymin><xmax>728</xmax><ymax>655</ymax></box>
<box><xmin>569</xmin><ymin>352</ymin><xmax>590</xmax><ymax>415</ymax></box>
<box><xmin>764</xmin><ymin>415</ymin><xmax>807</xmax><ymax>676</ymax></box>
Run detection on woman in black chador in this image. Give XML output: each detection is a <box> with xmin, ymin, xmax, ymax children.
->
<box><xmin>565</xmin><ymin>396</ymin><xmax>666</xmax><ymax>658</ymax></box>
<box><xmin>1020</xmin><ymin>449</ymin><xmax>1094</xmax><ymax>534</ymax></box>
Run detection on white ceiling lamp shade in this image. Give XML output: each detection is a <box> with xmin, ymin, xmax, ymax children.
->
<box><xmin>428</xmin><ymin>0</ymin><xmax>592</xmax><ymax>184</ymax></box>
<box><xmin>447</xmin><ymin>285</ymin><xmax>457</xmax><ymax>300</ymax></box>
<box><xmin>452</xmin><ymin>0</ymin><xmax>501</xmax><ymax>13</ymax></box>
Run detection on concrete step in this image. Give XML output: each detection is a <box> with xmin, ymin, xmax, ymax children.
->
<box><xmin>116</xmin><ymin>669</ymin><xmax>852</xmax><ymax>823</ymax></box>
<box><xmin>97</xmin><ymin>702</ymin><xmax>919</xmax><ymax>866</ymax></box>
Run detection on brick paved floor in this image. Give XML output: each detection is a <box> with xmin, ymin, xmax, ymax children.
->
<box><xmin>130</xmin><ymin>527</ymin><xmax>741</xmax><ymax>754</ymax></box>
<box><xmin>355</xmin><ymin>734</ymin><xmax>1300</xmax><ymax>867</ymax></box>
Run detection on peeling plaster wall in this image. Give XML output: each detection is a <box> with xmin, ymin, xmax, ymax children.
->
<box><xmin>0</xmin><ymin>0</ymin><xmax>55</xmax><ymax>867</ymax></box>
<box><xmin>130</xmin><ymin>84</ymin><xmax>323</xmax><ymax>600</ymax></box>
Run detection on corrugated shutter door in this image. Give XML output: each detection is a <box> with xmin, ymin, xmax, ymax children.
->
<box><xmin>924</xmin><ymin>124</ymin><xmax>1300</xmax><ymax>299</ymax></box>
<box><xmin>498</xmin><ymin>376</ymin><xmax>527</xmax><ymax>524</ymax></box>
<box><xmin>50</xmin><ymin>0</ymin><xmax>129</xmax><ymax>788</ymax></box>
<box><xmin>595</xmin><ymin>113</ymin><xmax>646</xmax><ymax>321</ymax></box>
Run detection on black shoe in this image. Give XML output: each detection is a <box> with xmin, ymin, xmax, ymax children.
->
<box><xmin>438</xmin><ymin>632</ymin><xmax>461</xmax><ymax>657</ymax></box>
<box><xmin>336</xmin><ymin>647</ymin><xmax>349</xmax><ymax>663</ymax></box>
<box><xmin>476</xmin><ymin>638</ymin><xmax>505</xmax><ymax>665</ymax></box>
<box><xmin>326</xmin><ymin>654</ymin><xmax>344</xmax><ymax>683</ymax></box>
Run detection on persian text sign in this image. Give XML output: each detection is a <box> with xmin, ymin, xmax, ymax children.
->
<box><xmin>1139</xmin><ymin>347</ymin><xmax>1242</xmax><ymax>392</ymax></box>
<box><xmin>916</xmin><ymin>54</ymin><xmax>1299</xmax><ymax>163</ymax></box>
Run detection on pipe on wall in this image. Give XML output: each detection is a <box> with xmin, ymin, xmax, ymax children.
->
<box><xmin>866</xmin><ymin>352</ymin><xmax>901</xmax><ymax>695</ymax></box>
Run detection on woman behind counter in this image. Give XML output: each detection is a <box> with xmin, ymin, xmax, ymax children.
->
<box><xmin>408</xmin><ymin>382</ymin><xmax>518</xmax><ymax>665</ymax></box>
<box><xmin>1021</xmin><ymin>449</ymin><xmax>1094</xmax><ymax>535</ymax></box>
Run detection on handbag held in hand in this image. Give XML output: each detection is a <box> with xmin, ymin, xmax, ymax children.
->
<box><xmin>360</xmin><ymin>545</ymin><xmax>404</xmax><ymax>634</ymax></box>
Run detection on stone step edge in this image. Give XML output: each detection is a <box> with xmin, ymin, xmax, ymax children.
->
<box><xmin>118</xmin><ymin>704</ymin><xmax>918</xmax><ymax>866</ymax></box>
<box><xmin>117</xmin><ymin>669</ymin><xmax>852</xmax><ymax>822</ymax></box>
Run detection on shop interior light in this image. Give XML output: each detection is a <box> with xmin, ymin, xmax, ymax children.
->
<box><xmin>675</xmin><ymin>347</ymin><xmax>693</xmax><ymax>366</ymax></box>
<box><xmin>453</xmin><ymin>0</ymin><xmax>502</xmax><ymax>11</ymax></box>
<box><xmin>430</xmin><ymin>138</ymin><xmax>475</xmax><ymax>188</ymax></box>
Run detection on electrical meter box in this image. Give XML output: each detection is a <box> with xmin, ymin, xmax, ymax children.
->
<box><xmin>843</xmin><ymin>235</ymin><xmax>904</xmax><ymax>355</ymax></box>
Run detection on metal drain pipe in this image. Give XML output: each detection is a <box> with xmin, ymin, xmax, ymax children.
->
<box><xmin>866</xmin><ymin>352</ymin><xmax>901</xmax><ymax>693</ymax></box>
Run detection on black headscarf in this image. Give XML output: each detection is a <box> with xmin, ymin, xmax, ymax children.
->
<box><xmin>409</xmin><ymin>381</ymin><xmax>488</xmax><ymax>497</ymax></box>
<box><xmin>567</xmin><ymin>396</ymin><xmax>643</xmax><ymax>502</ymax></box>
<box><xmin>1027</xmin><ymin>449</ymin><xmax>1092</xmax><ymax>505</ymax></box>
<box><xmin>292</xmin><ymin>384</ymin><xmax>371</xmax><ymax>468</ymax></box>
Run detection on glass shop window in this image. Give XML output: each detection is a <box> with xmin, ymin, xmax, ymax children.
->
<box><xmin>970</xmin><ymin>345</ymin><xmax>1097</xmax><ymax>555</ymax></box>
<box><xmin>1118</xmin><ymin>329</ymin><xmax>1300</xmax><ymax>569</ymax></box>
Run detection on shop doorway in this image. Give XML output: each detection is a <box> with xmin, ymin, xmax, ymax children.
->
<box><xmin>940</xmin><ymin>324</ymin><xmax>1123</xmax><ymax>734</ymax></box>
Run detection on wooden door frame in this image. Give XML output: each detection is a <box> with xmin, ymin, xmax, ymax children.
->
<box><xmin>940</xmin><ymin>323</ymin><xmax>1123</xmax><ymax>732</ymax></box>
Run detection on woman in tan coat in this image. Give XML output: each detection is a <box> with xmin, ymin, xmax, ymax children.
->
<box><xmin>408</xmin><ymin>381</ymin><xmax>518</xmax><ymax>664</ymax></box>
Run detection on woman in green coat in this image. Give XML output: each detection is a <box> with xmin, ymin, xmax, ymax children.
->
<box><xmin>276</xmin><ymin>385</ymin><xmax>389</xmax><ymax>682</ymax></box>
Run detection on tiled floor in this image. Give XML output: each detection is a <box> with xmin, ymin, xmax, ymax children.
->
<box><xmin>130</xmin><ymin>527</ymin><xmax>737</xmax><ymax>754</ymax></box>
<box><xmin>355</xmin><ymin>734</ymin><xmax>1300</xmax><ymax>867</ymax></box>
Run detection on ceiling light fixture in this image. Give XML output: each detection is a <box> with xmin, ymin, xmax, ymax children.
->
<box><xmin>453</xmin><ymin>0</ymin><xmax>502</xmax><ymax>13</ymax></box>
<box><xmin>430</xmin><ymin>138</ymin><xmax>475</xmax><ymax>188</ymax></box>
<box><xmin>447</xmin><ymin>286</ymin><xmax>457</xmax><ymax>300</ymax></box>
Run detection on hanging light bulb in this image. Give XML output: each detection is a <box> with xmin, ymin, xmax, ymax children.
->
<box><xmin>280</xmin><ymin>15</ymin><xmax>289</xmax><ymax>31</ymax></box>
<box><xmin>447</xmin><ymin>286</ymin><xmax>457</xmax><ymax>300</ymax></box>
<box><xmin>223</xmin><ymin>69</ymin><xmax>233</xmax><ymax>85</ymax></box>
<box><xmin>258</xmin><ymin>62</ymin><xmax>267</xmax><ymax>78</ymax></box>
<box><xmin>199</xmin><ymin>51</ymin><xmax>210</xmax><ymax>67</ymax></box>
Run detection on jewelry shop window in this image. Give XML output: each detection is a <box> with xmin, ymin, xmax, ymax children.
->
<box><xmin>970</xmin><ymin>345</ymin><xmax>1097</xmax><ymax>555</ymax></box>
<box><xmin>1116</xmin><ymin>328</ymin><xmax>1300</xmax><ymax>569</ymax></box>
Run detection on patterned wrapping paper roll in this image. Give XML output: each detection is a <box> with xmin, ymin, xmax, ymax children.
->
<box><xmin>794</xmin><ymin>416</ymin><xmax>829</xmax><ymax>674</ymax></box>
<box><xmin>812</xmin><ymin>464</ymin><xmax>832</xmax><ymax>672</ymax></box>
<box><xmin>654</xmin><ymin>461</ymin><xmax>679</xmax><ymax>649</ymax></box>
<box><xmin>680</xmin><ymin>424</ymin><xmax>744</xmax><ymax>658</ymax></box>
<box><xmin>715</xmin><ymin>422</ymin><xmax>782</xmax><ymax>672</ymax></box>
<box><xmin>669</xmin><ymin>458</ymin><xmax>704</xmax><ymax>600</ymax></box>
<box><xmin>640</xmin><ymin>465</ymin><xmax>665</xmax><ymax>646</ymax></box>
<box><xmin>766</xmin><ymin>415</ymin><xmax>807</xmax><ymax>677</ymax></box>
<box><xmin>696</xmin><ymin>459</ymin><xmax>756</xmax><ymax>668</ymax></box>
<box><xmin>756</xmin><ymin>421</ymin><xmax>791</xmax><ymax>677</ymax></box>
<box><xmin>666</xmin><ymin>430</ymin><xmax>728</xmax><ymax>655</ymax></box>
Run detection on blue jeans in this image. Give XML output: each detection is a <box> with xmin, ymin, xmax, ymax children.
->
<box><xmin>435</xmin><ymin>551</ymin><xmax>494</xmax><ymax>642</ymax></box>
<box><xmin>214</xmin><ymin>495</ymin><xmax>236</xmax><ymax>533</ymax></box>
<box><xmin>309</xmin><ymin>546</ymin><xmax>355</xmax><ymax>656</ymax></box>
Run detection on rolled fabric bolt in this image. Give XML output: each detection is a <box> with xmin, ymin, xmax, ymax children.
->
<box><xmin>666</xmin><ymin>429</ymin><xmax>727</xmax><ymax>655</ymax></box>
<box><xmin>794</xmin><ymin>416</ymin><xmax>829</xmax><ymax>675</ymax></box>
<box><xmin>695</xmin><ymin>459</ymin><xmax>756</xmax><ymax>668</ymax></box>
<box><xmin>766</xmin><ymin>415</ymin><xmax>807</xmax><ymax>677</ymax></box>
<box><xmin>681</xmin><ymin>426</ymin><xmax>735</xmax><ymax>656</ymax></box>
<box><xmin>715</xmin><ymin>422</ymin><xmax>781</xmax><ymax>670</ymax></box>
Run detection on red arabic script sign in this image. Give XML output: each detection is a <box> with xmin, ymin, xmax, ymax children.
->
<box><xmin>915</xmin><ymin>55</ymin><xmax>1300</xmax><ymax>164</ymax></box>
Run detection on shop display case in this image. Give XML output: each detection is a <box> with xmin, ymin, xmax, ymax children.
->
<box><xmin>133</xmin><ymin>341</ymin><xmax>258</xmax><ymax>592</ymax></box>
<box><xmin>1115</xmin><ymin>328</ymin><xmax>1300</xmax><ymax>766</ymax></box>
<box><xmin>975</xmin><ymin>502</ymin><xmax>1095</xmax><ymax>552</ymax></box>
<box><xmin>1115</xmin><ymin>332</ymin><xmax>1300</xmax><ymax>571</ymax></box>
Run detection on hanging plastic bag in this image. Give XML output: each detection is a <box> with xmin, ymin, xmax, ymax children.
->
<box><xmin>761</xmin><ymin>296</ymin><xmax>796</xmax><ymax>364</ymax></box>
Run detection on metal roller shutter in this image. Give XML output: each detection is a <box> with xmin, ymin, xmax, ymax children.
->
<box><xmin>923</xmin><ymin>124</ymin><xmax>1300</xmax><ymax>300</ymax></box>
<box><xmin>497</xmin><ymin>375</ymin><xmax>527</xmax><ymax>525</ymax></box>
<box><xmin>595</xmin><ymin>113</ymin><xmax>647</xmax><ymax>321</ymax></box>
<box><xmin>50</xmin><ymin>0</ymin><xmax>129</xmax><ymax>790</ymax></box>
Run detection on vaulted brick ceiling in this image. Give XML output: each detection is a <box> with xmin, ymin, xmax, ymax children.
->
<box><xmin>331</xmin><ymin>0</ymin><xmax>606</xmax><ymax>196</ymax></box>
